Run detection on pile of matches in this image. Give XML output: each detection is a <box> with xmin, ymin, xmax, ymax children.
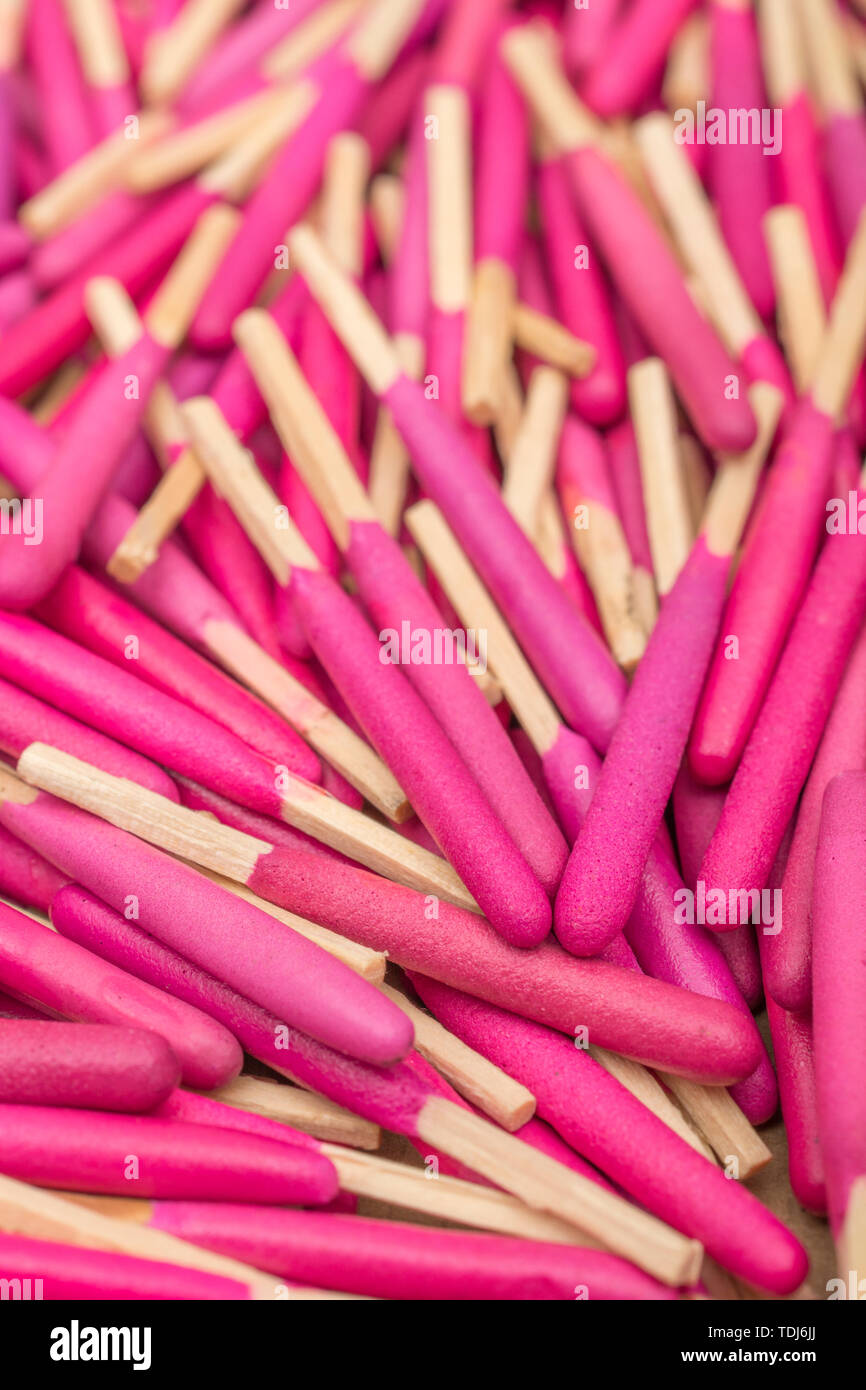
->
<box><xmin>0</xmin><ymin>0</ymin><xmax>864</xmax><ymax>1307</ymax></box>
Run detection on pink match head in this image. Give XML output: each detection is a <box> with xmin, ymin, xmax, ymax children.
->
<box><xmin>0</xmin><ymin>1102</ymin><xmax>340</xmax><ymax>1204</ymax></box>
<box><xmin>536</xmin><ymin>155</ymin><xmax>627</xmax><ymax>426</ymax></box>
<box><xmin>288</xmin><ymin>564</ymin><xmax>554</xmax><ymax>948</ymax></box>
<box><xmin>812</xmin><ymin>770</ymin><xmax>866</xmax><ymax>1233</ymax></box>
<box><xmin>474</xmin><ymin>42</ymin><xmax>529</xmax><ymax>272</ymax></box>
<box><xmin>0</xmin><ymin>1020</ymin><xmax>180</xmax><ymax>1112</ymax></box>
<box><xmin>0</xmin><ymin>823</ymin><xmax>69</xmax><ymax>913</ymax></box>
<box><xmin>580</xmin><ymin>0</ymin><xmax>701</xmax><ymax>119</ymax></box>
<box><xmin>555</xmin><ymin>539</ymin><xmax>731</xmax><ymax>957</ymax></box>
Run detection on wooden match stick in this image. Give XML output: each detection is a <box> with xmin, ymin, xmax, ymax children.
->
<box><xmin>555</xmin><ymin>384</ymin><xmax>784</xmax><ymax>958</ymax></box>
<box><xmin>587</xmin><ymin>1049</ymin><xmax>716</xmax><ymax>1164</ymax></box>
<box><xmin>140</xmin><ymin>0</ymin><xmax>248</xmax><ymax>108</ymax></box>
<box><xmin>125</xmin><ymin>86</ymin><xmax>306</xmax><ymax>195</ymax></box>
<box><xmin>19</xmin><ymin>112</ymin><xmax>173</xmax><ymax>239</ymax></box>
<box><xmin>378</xmin><ymin>982</ymin><xmax>536</xmax><ymax>1132</ymax></box>
<box><xmin>839</xmin><ymin>1176</ymin><xmax>866</xmax><ymax>1289</ymax></box>
<box><xmin>316</xmin><ymin>1148</ymin><xmax>609</xmax><ymax>1246</ymax></box>
<box><xmin>556</xmin><ymin>416</ymin><xmax>648</xmax><ymax>674</ymax></box>
<box><xmin>197</xmin><ymin>1076</ymin><xmax>380</xmax><ymax>1152</ymax></box>
<box><xmin>262</xmin><ymin>0</ymin><xmax>368</xmax><ymax>84</ymax></box>
<box><xmin>662</xmin><ymin>1076</ymin><xmax>773</xmax><ymax>1180</ymax></box>
<box><xmin>14</xmin><ymin>744</ymin><xmax>475</xmax><ymax>911</ymax></box>
<box><xmin>679</xmin><ymin>433</ymin><xmax>712</xmax><ymax>537</ymax></box>
<box><xmin>366</xmin><ymin>164</ymin><xmax>423</xmax><ymax>535</ymax></box>
<box><xmin>88</xmin><ymin>211</ymin><xmax>241</xmax><ymax>579</ymax></box>
<box><xmin>764</xmin><ymin>205</ymin><xmax>827</xmax><ymax>393</ymax></box>
<box><xmin>662</xmin><ymin>10</ymin><xmax>709</xmax><ymax>113</ymax></box>
<box><xmin>627</xmin><ymin>358</ymin><xmax>694</xmax><ymax>596</ymax></box>
<box><xmin>90</xmin><ymin>202</ymin><xmax>242</xmax><ymax>357</ymax></box>
<box><xmin>425</xmin><ymin>81</ymin><xmax>474</xmax><ymax>424</ymax></box>
<box><xmin>511</xmin><ymin>303</ymin><xmax>597</xmax><ymax>378</ymax></box>
<box><xmin>501</xmin><ymin>366</ymin><xmax>570</xmax><ymax>539</ymax></box>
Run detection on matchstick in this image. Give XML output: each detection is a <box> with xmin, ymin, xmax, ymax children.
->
<box><xmin>765</xmin><ymin>999</ymin><xmax>827</xmax><ymax>1215</ymax></box>
<box><xmin>690</xmin><ymin>212</ymin><xmax>866</xmax><ymax>783</ymax></box>
<box><xmin>634</xmin><ymin>111</ymin><xmax>793</xmax><ymax>405</ymax></box>
<box><xmin>0</xmin><ymin>613</ymin><xmax>429</xmax><ymax>885</ymax></box>
<box><xmin>627</xmin><ymin>358</ymin><xmax>695</xmax><ymax>597</ymax></box>
<box><xmin>510</xmin><ymin>304</ymin><xmax>597</xmax><ymax>379</ymax></box>
<box><xmin>286</xmin><ymin>221</ymin><xmax>628</xmax><ymax>752</ymax></box>
<box><xmin>16</xmin><ymin>744</ymin><xmax>766</xmax><ymax>1085</ymax></box>
<box><xmin>502</xmin><ymin>366</ymin><xmax>570</xmax><ymax>539</ymax></box>
<box><xmin>424</xmin><ymin>81</ymin><xmax>474</xmax><ymax>427</ymax></box>
<box><xmin>764</xmin><ymin>205</ymin><xmax>827</xmax><ymax>394</ymax></box>
<box><xmin>533</xmin><ymin>141</ymin><xmax>627</xmax><ymax>431</ymax></box>
<box><xmin>699</xmin><ymin>460</ymin><xmax>866</xmax><ymax>911</ymax></box>
<box><xmin>812</xmin><ymin>773</ymin><xmax>866</xmax><ymax>1277</ymax></box>
<box><xmin>581</xmin><ymin>0</ymin><xmax>702</xmax><ymax>119</ymax></box>
<box><xmin>19</xmin><ymin>111</ymin><xmax>172</xmax><ymax>240</ymax></box>
<box><xmin>186</xmin><ymin>1078</ymin><xmax>380</xmax><ymax>1153</ymax></box>
<box><xmin>61</xmin><ymin>0</ymin><xmax>135</xmax><ymax>137</ymax></box>
<box><xmin>0</xmin><ymin>86</ymin><xmax>306</xmax><ymax>397</ymax></box>
<box><xmin>3</xmin><ymin>207</ymin><xmax>236</xmax><ymax>600</ymax></box>
<box><xmin>0</xmin><ymin>1174</ymin><xmax>326</xmax><ymax>1299</ymax></box>
<box><xmin>0</xmin><ymin>861</ymin><xmax>243</xmax><ymax>1091</ymax></box>
<box><xmin>412</xmin><ymin>976</ymin><xmax>806</xmax><ymax>1297</ymax></box>
<box><xmin>462</xmin><ymin>41</ymin><xmax>527</xmax><ymax>425</ymax></box>
<box><xmin>554</xmin><ymin>385</ymin><xmax>782</xmax><ymax>957</ymax></box>
<box><xmin>706</xmin><ymin>0</ymin><xmax>775</xmax><ymax>319</ymax></box>
<box><xmin>795</xmin><ymin>0</ymin><xmax>866</xmax><ymax>246</ymax></box>
<box><xmin>0</xmin><ymin>1101</ymin><xmax>340</xmax><ymax>1205</ymax></box>
<box><xmin>189</xmin><ymin>0</ymin><xmax>427</xmax><ymax>349</ymax></box>
<box><xmin>757</xmin><ymin>0</ymin><xmax>842</xmax><ymax>304</ymax></box>
<box><xmin>183</xmin><ymin>394</ymin><xmax>554</xmax><ymax>947</ymax></box>
<box><xmin>377</xmin><ymin>982</ymin><xmax>535</xmax><ymax>1133</ymax></box>
<box><xmin>502</xmin><ymin>22</ymin><xmax>758</xmax><ymax>454</ymax></box>
<box><xmin>139</xmin><ymin>0</ymin><xmax>248</xmax><ymax>108</ymax></box>
<box><xmin>125</xmin><ymin>88</ymin><xmax>304</xmax><ymax>193</ymax></box>
<box><xmin>236</xmin><ymin>309</ymin><xmax>568</xmax><ymax>896</ymax></box>
<box><xmin>406</xmin><ymin>494</ymin><xmax>778</xmax><ymax>1134</ymax></box>
<box><xmin>766</xmin><ymin>623</ymin><xmax>866</xmax><ymax>1014</ymax></box>
<box><xmin>36</xmin><ymin>565</ymin><xmax>323</xmax><ymax>787</ymax></box>
<box><xmin>87</xmin><ymin>1198</ymin><xmax>683</xmax><ymax>1301</ymax></box>
<box><xmin>555</xmin><ymin>414</ymin><xmax>648</xmax><ymax>673</ymax></box>
<box><xmin>0</xmin><ymin>756</ymin><xmax>416</xmax><ymax>1069</ymax></box>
